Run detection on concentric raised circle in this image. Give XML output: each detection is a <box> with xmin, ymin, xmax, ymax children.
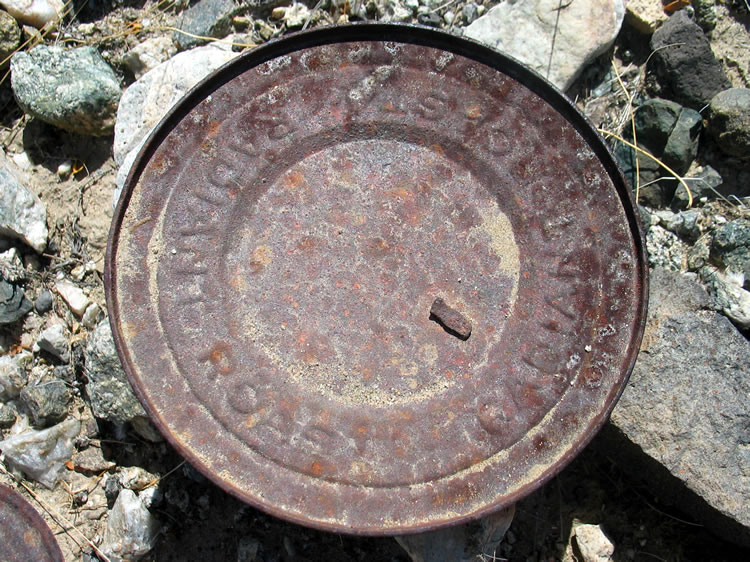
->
<box><xmin>107</xmin><ymin>24</ymin><xmax>647</xmax><ymax>534</ymax></box>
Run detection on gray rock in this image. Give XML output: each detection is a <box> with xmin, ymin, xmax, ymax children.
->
<box><xmin>646</xmin><ymin>225</ymin><xmax>688</xmax><ymax>271</ymax></box>
<box><xmin>0</xmin><ymin>247</ymin><xmax>24</xmax><ymax>282</ymax></box>
<box><xmin>20</xmin><ymin>379</ymin><xmax>70</xmax><ymax>428</ymax></box>
<box><xmin>649</xmin><ymin>9</ymin><xmax>731</xmax><ymax>110</ymax></box>
<box><xmin>10</xmin><ymin>45</ymin><xmax>122</xmax><ymax>136</ymax></box>
<box><xmin>465</xmin><ymin>0</ymin><xmax>625</xmax><ymax>91</ymax></box>
<box><xmin>672</xmin><ymin>165</ymin><xmax>723</xmax><ymax>210</ymax></box>
<box><xmin>701</xmin><ymin>267</ymin><xmax>750</xmax><ymax>330</ymax></box>
<box><xmin>0</xmin><ymin>417</ymin><xmax>80</xmax><ymax>488</ymax></box>
<box><xmin>0</xmin><ymin>9</ymin><xmax>21</xmax><ymax>68</ymax></box>
<box><xmin>417</xmin><ymin>11</ymin><xmax>441</xmax><ymax>27</ymax></box>
<box><xmin>0</xmin><ymin>278</ymin><xmax>32</xmax><ymax>324</ymax></box>
<box><xmin>0</xmin><ymin>401</ymin><xmax>16</xmax><ymax>428</ymax></box>
<box><xmin>237</xmin><ymin>536</ymin><xmax>260</xmax><ymax>562</ymax></box>
<box><xmin>101</xmin><ymin>489</ymin><xmax>160</xmax><ymax>562</ymax></box>
<box><xmin>652</xmin><ymin>208</ymin><xmax>703</xmax><ymax>242</ymax></box>
<box><xmin>395</xmin><ymin>505</ymin><xmax>514</xmax><ymax>562</ymax></box>
<box><xmin>711</xmin><ymin>218</ymin><xmax>750</xmax><ymax>284</ymax></box>
<box><xmin>34</xmin><ymin>288</ymin><xmax>53</xmax><ymax>314</ymax></box>
<box><xmin>85</xmin><ymin>318</ymin><xmax>158</xmax><ymax>442</ymax></box>
<box><xmin>707</xmin><ymin>88</ymin><xmax>750</xmax><ymax>159</ymax></box>
<box><xmin>607</xmin><ymin>268</ymin><xmax>750</xmax><ymax>547</ymax></box>
<box><xmin>175</xmin><ymin>0</ymin><xmax>236</xmax><ymax>50</ymax></box>
<box><xmin>692</xmin><ymin>0</ymin><xmax>718</xmax><ymax>31</ymax></box>
<box><xmin>36</xmin><ymin>323</ymin><xmax>70</xmax><ymax>362</ymax></box>
<box><xmin>0</xmin><ymin>352</ymin><xmax>29</xmax><ymax>400</ymax></box>
<box><xmin>462</xmin><ymin>3</ymin><xmax>479</xmax><ymax>25</ymax></box>
<box><xmin>0</xmin><ymin>151</ymin><xmax>48</xmax><ymax>252</ymax></box>
<box><xmin>630</xmin><ymin>98</ymin><xmax>701</xmax><ymax>207</ymax></box>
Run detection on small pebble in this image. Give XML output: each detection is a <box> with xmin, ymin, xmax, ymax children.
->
<box><xmin>57</xmin><ymin>161</ymin><xmax>72</xmax><ymax>180</ymax></box>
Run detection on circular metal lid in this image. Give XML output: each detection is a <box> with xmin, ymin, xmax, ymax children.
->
<box><xmin>0</xmin><ymin>484</ymin><xmax>64</xmax><ymax>562</ymax></box>
<box><xmin>106</xmin><ymin>24</ymin><xmax>647</xmax><ymax>535</ymax></box>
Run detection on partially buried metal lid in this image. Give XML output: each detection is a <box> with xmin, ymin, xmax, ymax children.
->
<box><xmin>0</xmin><ymin>484</ymin><xmax>64</xmax><ymax>562</ymax></box>
<box><xmin>106</xmin><ymin>24</ymin><xmax>648</xmax><ymax>535</ymax></box>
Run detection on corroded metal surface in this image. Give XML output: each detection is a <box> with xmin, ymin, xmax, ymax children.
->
<box><xmin>0</xmin><ymin>484</ymin><xmax>64</xmax><ymax>562</ymax></box>
<box><xmin>106</xmin><ymin>25</ymin><xmax>647</xmax><ymax>535</ymax></box>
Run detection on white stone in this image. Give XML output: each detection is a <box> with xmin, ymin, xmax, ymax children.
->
<box><xmin>282</xmin><ymin>2</ymin><xmax>310</xmax><ymax>28</ymax></box>
<box><xmin>101</xmin><ymin>489</ymin><xmax>160</xmax><ymax>562</ymax></box>
<box><xmin>81</xmin><ymin>302</ymin><xmax>101</xmax><ymax>329</ymax></box>
<box><xmin>0</xmin><ymin>418</ymin><xmax>80</xmax><ymax>488</ymax></box>
<box><xmin>465</xmin><ymin>0</ymin><xmax>625</xmax><ymax>91</ymax></box>
<box><xmin>36</xmin><ymin>322</ymin><xmax>69</xmax><ymax>363</ymax></box>
<box><xmin>55</xmin><ymin>279</ymin><xmax>89</xmax><ymax>316</ymax></box>
<box><xmin>121</xmin><ymin>36</ymin><xmax>177</xmax><ymax>80</ymax></box>
<box><xmin>0</xmin><ymin>247</ymin><xmax>24</xmax><ymax>282</ymax></box>
<box><xmin>570</xmin><ymin>524</ymin><xmax>615</xmax><ymax>562</ymax></box>
<box><xmin>0</xmin><ymin>0</ymin><xmax>64</xmax><ymax>29</ymax></box>
<box><xmin>0</xmin><ymin>151</ymin><xmax>48</xmax><ymax>253</ymax></box>
<box><xmin>113</xmin><ymin>45</ymin><xmax>238</xmax><ymax>167</ymax></box>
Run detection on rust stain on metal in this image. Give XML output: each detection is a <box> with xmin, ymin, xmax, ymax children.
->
<box><xmin>430</xmin><ymin>297</ymin><xmax>472</xmax><ymax>340</ymax></box>
<box><xmin>0</xmin><ymin>485</ymin><xmax>63</xmax><ymax>562</ymax></box>
<box><xmin>106</xmin><ymin>24</ymin><xmax>648</xmax><ymax>535</ymax></box>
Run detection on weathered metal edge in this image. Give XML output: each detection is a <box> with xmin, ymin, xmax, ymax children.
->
<box><xmin>104</xmin><ymin>23</ymin><xmax>649</xmax><ymax>536</ymax></box>
<box><xmin>0</xmin><ymin>484</ymin><xmax>64</xmax><ymax>562</ymax></box>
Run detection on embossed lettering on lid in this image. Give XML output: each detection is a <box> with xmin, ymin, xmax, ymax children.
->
<box><xmin>106</xmin><ymin>25</ymin><xmax>647</xmax><ymax>535</ymax></box>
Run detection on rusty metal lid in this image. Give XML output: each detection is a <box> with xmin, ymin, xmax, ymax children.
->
<box><xmin>106</xmin><ymin>24</ymin><xmax>647</xmax><ymax>535</ymax></box>
<box><xmin>0</xmin><ymin>484</ymin><xmax>64</xmax><ymax>562</ymax></box>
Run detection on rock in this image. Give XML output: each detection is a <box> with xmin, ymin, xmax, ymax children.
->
<box><xmin>633</xmin><ymin>98</ymin><xmax>701</xmax><ymax>195</ymax></box>
<box><xmin>35</xmin><ymin>322</ymin><xmax>70</xmax><ymax>362</ymax></box>
<box><xmin>81</xmin><ymin>302</ymin><xmax>101</xmax><ymax>329</ymax></box>
<box><xmin>624</xmin><ymin>0</ymin><xmax>667</xmax><ymax>34</ymax></box>
<box><xmin>34</xmin><ymin>288</ymin><xmax>53</xmax><ymax>314</ymax></box>
<box><xmin>237</xmin><ymin>536</ymin><xmax>260</xmax><ymax>562</ymax></box>
<box><xmin>707</xmin><ymin>88</ymin><xmax>750</xmax><ymax>158</ymax></box>
<box><xmin>417</xmin><ymin>11</ymin><xmax>441</xmax><ymax>27</ymax></box>
<box><xmin>10</xmin><ymin>45</ymin><xmax>122</xmax><ymax>136</ymax></box>
<box><xmin>649</xmin><ymin>9</ymin><xmax>731</xmax><ymax>110</ymax></box>
<box><xmin>20</xmin><ymin>379</ymin><xmax>70</xmax><ymax>428</ymax></box>
<box><xmin>0</xmin><ymin>417</ymin><xmax>80</xmax><ymax>488</ymax></box>
<box><xmin>0</xmin><ymin>278</ymin><xmax>32</xmax><ymax>324</ymax></box>
<box><xmin>0</xmin><ymin>10</ymin><xmax>21</xmax><ymax>67</ymax></box>
<box><xmin>702</xmin><ymin>267</ymin><xmax>750</xmax><ymax>330</ymax></box>
<box><xmin>461</xmin><ymin>3</ymin><xmax>479</xmax><ymax>25</ymax></box>
<box><xmin>0</xmin><ymin>352</ymin><xmax>29</xmax><ymax>400</ymax></box>
<box><xmin>281</xmin><ymin>2</ymin><xmax>310</xmax><ymax>29</ymax></box>
<box><xmin>607</xmin><ymin>268</ymin><xmax>750</xmax><ymax>547</ymax></box>
<box><xmin>55</xmin><ymin>279</ymin><xmax>89</xmax><ymax>316</ymax></box>
<box><xmin>0</xmin><ymin>0</ymin><xmax>63</xmax><ymax>29</ymax></box>
<box><xmin>646</xmin><ymin>225</ymin><xmax>687</xmax><ymax>271</ymax></box>
<box><xmin>381</xmin><ymin>0</ymin><xmax>412</xmax><ymax>22</ymax></box>
<box><xmin>0</xmin><ymin>401</ymin><xmax>16</xmax><ymax>428</ymax></box>
<box><xmin>84</xmin><ymin>318</ymin><xmax>152</xmax><ymax>434</ymax></box>
<box><xmin>174</xmin><ymin>0</ymin><xmax>236</xmax><ymax>50</ymax></box>
<box><xmin>70</xmin><ymin>446</ymin><xmax>116</xmax><ymax>474</ymax></box>
<box><xmin>118</xmin><ymin>466</ymin><xmax>157</xmax><ymax>491</ymax></box>
<box><xmin>395</xmin><ymin>505</ymin><xmax>514</xmax><ymax>561</ymax></box>
<box><xmin>672</xmin><ymin>165</ymin><xmax>723</xmax><ymax>210</ymax></box>
<box><xmin>464</xmin><ymin>0</ymin><xmax>625</xmax><ymax>91</ymax></box>
<box><xmin>692</xmin><ymin>0</ymin><xmax>718</xmax><ymax>32</ymax></box>
<box><xmin>122</xmin><ymin>36</ymin><xmax>177</xmax><ymax>80</ymax></box>
<box><xmin>113</xmin><ymin>45</ymin><xmax>238</xmax><ymax>177</ymax></box>
<box><xmin>711</xmin><ymin>218</ymin><xmax>750</xmax><ymax>283</ymax></box>
<box><xmin>0</xmin><ymin>247</ymin><xmax>24</xmax><ymax>282</ymax></box>
<box><xmin>652</xmin><ymin>208</ymin><xmax>703</xmax><ymax>242</ymax></box>
<box><xmin>101</xmin><ymin>489</ymin><xmax>160</xmax><ymax>562</ymax></box>
<box><xmin>564</xmin><ymin>523</ymin><xmax>615</xmax><ymax>562</ymax></box>
<box><xmin>0</xmin><ymin>151</ymin><xmax>48</xmax><ymax>252</ymax></box>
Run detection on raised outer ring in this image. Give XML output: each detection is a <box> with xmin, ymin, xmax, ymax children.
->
<box><xmin>105</xmin><ymin>23</ymin><xmax>648</xmax><ymax>536</ymax></box>
<box><xmin>0</xmin><ymin>484</ymin><xmax>64</xmax><ymax>562</ymax></box>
